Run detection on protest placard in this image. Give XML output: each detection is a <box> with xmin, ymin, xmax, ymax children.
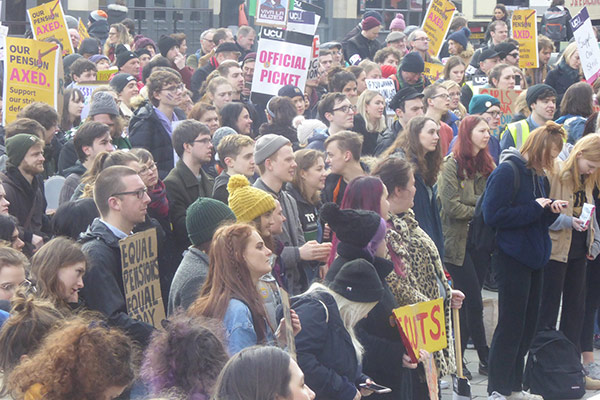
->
<box><xmin>570</xmin><ymin>7</ymin><xmax>600</xmax><ymax>84</ymax></box>
<box><xmin>421</xmin><ymin>0</ymin><xmax>456</xmax><ymax>58</ymax></box>
<box><xmin>287</xmin><ymin>9</ymin><xmax>320</xmax><ymax>36</ymax></box>
<box><xmin>255</xmin><ymin>0</ymin><xmax>290</xmax><ymax>28</ymax></box>
<box><xmin>366</xmin><ymin>79</ymin><xmax>397</xmax><ymax>115</ymax></box>
<box><xmin>393</xmin><ymin>297</ymin><xmax>447</xmax><ymax>362</ymax></box>
<box><xmin>97</xmin><ymin>68</ymin><xmax>118</xmax><ymax>82</ymax></box>
<box><xmin>0</xmin><ymin>25</ymin><xmax>8</xmax><ymax>61</ymax></box>
<box><xmin>27</xmin><ymin>0</ymin><xmax>74</xmax><ymax>55</ymax></box>
<box><xmin>3</xmin><ymin>37</ymin><xmax>60</xmax><ymax>125</ymax></box>
<box><xmin>423</xmin><ymin>62</ymin><xmax>444</xmax><ymax>82</ymax></box>
<box><xmin>424</xmin><ymin>356</ymin><xmax>439</xmax><ymax>400</ymax></box>
<box><xmin>512</xmin><ymin>9</ymin><xmax>538</xmax><ymax>69</ymax></box>
<box><xmin>78</xmin><ymin>18</ymin><xmax>90</xmax><ymax>40</ymax></box>
<box><xmin>252</xmin><ymin>27</ymin><xmax>313</xmax><ymax>98</ymax></box>
<box><xmin>72</xmin><ymin>82</ymin><xmax>105</xmax><ymax>120</ymax></box>
<box><xmin>477</xmin><ymin>87</ymin><xmax>522</xmax><ymax>138</ymax></box>
<box><xmin>566</xmin><ymin>0</ymin><xmax>600</xmax><ymax>20</ymax></box>
<box><xmin>306</xmin><ymin>35</ymin><xmax>320</xmax><ymax>84</ymax></box>
<box><xmin>120</xmin><ymin>228</ymin><xmax>165</xmax><ymax>328</ymax></box>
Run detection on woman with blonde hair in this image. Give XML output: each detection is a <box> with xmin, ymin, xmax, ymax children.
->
<box><xmin>200</xmin><ymin>76</ymin><xmax>233</xmax><ymax>111</ymax></box>
<box><xmin>353</xmin><ymin>90</ymin><xmax>387</xmax><ymax>155</ymax></box>
<box><xmin>104</xmin><ymin>23</ymin><xmax>131</xmax><ymax>62</ymax></box>
<box><xmin>483</xmin><ymin>121</ymin><xmax>568</xmax><ymax>398</ymax></box>
<box><xmin>540</xmin><ymin>133</ymin><xmax>600</xmax><ymax>360</ymax></box>
<box><xmin>440</xmin><ymin>80</ymin><xmax>466</xmax><ymax>131</ymax></box>
<box><xmin>545</xmin><ymin>42</ymin><xmax>583</xmax><ymax>111</ymax></box>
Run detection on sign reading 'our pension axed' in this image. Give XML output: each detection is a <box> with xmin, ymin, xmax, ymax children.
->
<box><xmin>3</xmin><ymin>37</ymin><xmax>60</xmax><ymax>125</ymax></box>
<box><xmin>120</xmin><ymin>228</ymin><xmax>165</xmax><ymax>328</ymax></box>
<box><xmin>27</xmin><ymin>0</ymin><xmax>74</xmax><ymax>55</ymax></box>
<box><xmin>512</xmin><ymin>10</ymin><xmax>538</xmax><ymax>68</ymax></box>
<box><xmin>393</xmin><ymin>297</ymin><xmax>447</xmax><ymax>362</ymax></box>
<box><xmin>422</xmin><ymin>0</ymin><xmax>455</xmax><ymax>58</ymax></box>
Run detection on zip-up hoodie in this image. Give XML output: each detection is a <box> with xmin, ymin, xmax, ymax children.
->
<box><xmin>482</xmin><ymin>148</ymin><xmax>559</xmax><ymax>269</ymax></box>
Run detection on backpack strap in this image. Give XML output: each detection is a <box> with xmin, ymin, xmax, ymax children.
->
<box><xmin>504</xmin><ymin>159</ymin><xmax>521</xmax><ymax>204</ymax></box>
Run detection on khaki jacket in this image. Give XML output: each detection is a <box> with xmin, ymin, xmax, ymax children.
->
<box><xmin>437</xmin><ymin>155</ymin><xmax>488</xmax><ymax>266</ymax></box>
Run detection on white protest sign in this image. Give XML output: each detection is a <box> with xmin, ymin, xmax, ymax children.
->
<box><xmin>255</xmin><ymin>0</ymin><xmax>289</xmax><ymax>28</ymax></box>
<box><xmin>366</xmin><ymin>79</ymin><xmax>397</xmax><ymax>115</ymax></box>
<box><xmin>570</xmin><ymin>7</ymin><xmax>600</xmax><ymax>84</ymax></box>
<box><xmin>0</xmin><ymin>25</ymin><xmax>8</xmax><ymax>61</ymax></box>
<box><xmin>306</xmin><ymin>35</ymin><xmax>320</xmax><ymax>83</ymax></box>
<box><xmin>252</xmin><ymin>33</ymin><xmax>313</xmax><ymax>96</ymax></box>
<box><xmin>287</xmin><ymin>9</ymin><xmax>320</xmax><ymax>36</ymax></box>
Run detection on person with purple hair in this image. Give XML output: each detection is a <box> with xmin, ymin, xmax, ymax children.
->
<box><xmin>141</xmin><ymin>313</ymin><xmax>229</xmax><ymax>399</ymax></box>
<box><xmin>321</xmin><ymin>192</ymin><xmax>414</xmax><ymax>399</ymax></box>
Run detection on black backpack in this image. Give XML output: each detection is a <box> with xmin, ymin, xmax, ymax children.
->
<box><xmin>467</xmin><ymin>159</ymin><xmax>519</xmax><ymax>254</ymax></box>
<box><xmin>542</xmin><ymin>9</ymin><xmax>570</xmax><ymax>41</ymax></box>
<box><xmin>524</xmin><ymin>329</ymin><xmax>586</xmax><ymax>399</ymax></box>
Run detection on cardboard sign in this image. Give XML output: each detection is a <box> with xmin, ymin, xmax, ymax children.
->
<box><xmin>27</xmin><ymin>0</ymin><xmax>74</xmax><ymax>55</ymax></box>
<box><xmin>423</xmin><ymin>62</ymin><xmax>444</xmax><ymax>82</ymax></box>
<box><xmin>477</xmin><ymin>87</ymin><xmax>522</xmax><ymax>138</ymax></box>
<box><xmin>251</xmin><ymin>29</ymin><xmax>313</xmax><ymax>96</ymax></box>
<box><xmin>421</xmin><ymin>0</ymin><xmax>456</xmax><ymax>58</ymax></box>
<box><xmin>512</xmin><ymin>10</ymin><xmax>538</xmax><ymax>69</ymax></box>
<box><xmin>424</xmin><ymin>356</ymin><xmax>439</xmax><ymax>399</ymax></box>
<box><xmin>120</xmin><ymin>228</ymin><xmax>165</xmax><ymax>328</ymax></box>
<box><xmin>78</xmin><ymin>17</ymin><xmax>89</xmax><ymax>40</ymax></box>
<box><xmin>255</xmin><ymin>0</ymin><xmax>290</xmax><ymax>28</ymax></box>
<box><xmin>72</xmin><ymin>82</ymin><xmax>105</xmax><ymax>120</ymax></box>
<box><xmin>570</xmin><ymin>7</ymin><xmax>600</xmax><ymax>84</ymax></box>
<box><xmin>366</xmin><ymin>79</ymin><xmax>397</xmax><ymax>115</ymax></box>
<box><xmin>393</xmin><ymin>297</ymin><xmax>447</xmax><ymax>362</ymax></box>
<box><xmin>567</xmin><ymin>0</ymin><xmax>600</xmax><ymax>21</ymax></box>
<box><xmin>3</xmin><ymin>37</ymin><xmax>60</xmax><ymax>125</ymax></box>
<box><xmin>287</xmin><ymin>9</ymin><xmax>320</xmax><ymax>36</ymax></box>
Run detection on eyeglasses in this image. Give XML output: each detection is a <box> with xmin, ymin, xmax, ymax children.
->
<box><xmin>484</xmin><ymin>111</ymin><xmax>502</xmax><ymax>118</ymax></box>
<box><xmin>449</xmin><ymin>92</ymin><xmax>461</xmax><ymax>98</ymax></box>
<box><xmin>432</xmin><ymin>94</ymin><xmax>450</xmax><ymax>100</ymax></box>
<box><xmin>138</xmin><ymin>162</ymin><xmax>157</xmax><ymax>176</ymax></box>
<box><xmin>0</xmin><ymin>279</ymin><xmax>36</xmax><ymax>294</ymax></box>
<box><xmin>110</xmin><ymin>187</ymin><xmax>149</xmax><ymax>200</ymax></box>
<box><xmin>332</xmin><ymin>104</ymin><xmax>357</xmax><ymax>114</ymax></box>
<box><xmin>414</xmin><ymin>37</ymin><xmax>430</xmax><ymax>41</ymax></box>
<box><xmin>508</xmin><ymin>52</ymin><xmax>519</xmax><ymax>58</ymax></box>
<box><xmin>162</xmin><ymin>84</ymin><xmax>185</xmax><ymax>93</ymax></box>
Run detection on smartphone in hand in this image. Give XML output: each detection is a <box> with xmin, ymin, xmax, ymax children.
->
<box><xmin>359</xmin><ymin>383</ymin><xmax>392</xmax><ymax>394</ymax></box>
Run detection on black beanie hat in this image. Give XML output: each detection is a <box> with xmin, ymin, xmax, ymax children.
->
<box><xmin>78</xmin><ymin>38</ymin><xmax>100</xmax><ymax>56</ymax></box>
<box><xmin>400</xmin><ymin>52</ymin><xmax>425</xmax><ymax>74</ymax></box>
<box><xmin>115</xmin><ymin>44</ymin><xmax>138</xmax><ymax>68</ymax></box>
<box><xmin>158</xmin><ymin>35</ymin><xmax>178</xmax><ymax>57</ymax></box>
<box><xmin>109</xmin><ymin>73</ymin><xmax>136</xmax><ymax>94</ymax></box>
<box><xmin>329</xmin><ymin>259</ymin><xmax>384</xmax><ymax>303</ymax></box>
<box><xmin>320</xmin><ymin>202</ymin><xmax>382</xmax><ymax>248</ymax></box>
<box><xmin>526</xmin><ymin>84</ymin><xmax>557</xmax><ymax>108</ymax></box>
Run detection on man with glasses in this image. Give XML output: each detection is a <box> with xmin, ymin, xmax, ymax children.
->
<box><xmin>495</xmin><ymin>42</ymin><xmax>520</xmax><ymax>67</ymax></box>
<box><xmin>423</xmin><ymin>83</ymin><xmax>453</xmax><ymax>154</ymax></box>
<box><xmin>164</xmin><ymin>120</ymin><xmax>214</xmax><ymax>255</ymax></box>
<box><xmin>80</xmin><ymin>165</ymin><xmax>154</xmax><ymax>346</ymax></box>
<box><xmin>186</xmin><ymin>28</ymin><xmax>216</xmax><ymax>69</ymax></box>
<box><xmin>1</xmin><ymin>134</ymin><xmax>49</xmax><ymax>256</ymax></box>
<box><xmin>59</xmin><ymin>122</ymin><xmax>115</xmax><ymax>205</ymax></box>
<box><xmin>408</xmin><ymin>29</ymin><xmax>439</xmax><ymax>64</ymax></box>
<box><xmin>312</xmin><ymin>93</ymin><xmax>355</xmax><ymax>152</ymax></box>
<box><xmin>130</xmin><ymin>70</ymin><xmax>187</xmax><ymax>179</ymax></box>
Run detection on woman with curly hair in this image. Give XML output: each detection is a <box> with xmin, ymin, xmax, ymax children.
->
<box><xmin>142</xmin><ymin>313</ymin><xmax>229</xmax><ymax>399</ymax></box>
<box><xmin>104</xmin><ymin>23</ymin><xmax>131</xmax><ymax>62</ymax></box>
<box><xmin>382</xmin><ymin>116</ymin><xmax>445</xmax><ymax>256</ymax></box>
<box><xmin>328</xmin><ymin>68</ymin><xmax>359</xmax><ymax>105</ymax></box>
<box><xmin>8</xmin><ymin>318</ymin><xmax>136</xmax><ymax>400</ymax></box>
<box><xmin>29</xmin><ymin>237</ymin><xmax>87</xmax><ymax>311</ymax></box>
<box><xmin>188</xmin><ymin>223</ymin><xmax>300</xmax><ymax>355</ymax></box>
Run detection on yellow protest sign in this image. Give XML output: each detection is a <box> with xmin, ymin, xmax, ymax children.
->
<box><xmin>97</xmin><ymin>67</ymin><xmax>118</xmax><ymax>82</ymax></box>
<box><xmin>512</xmin><ymin>9</ymin><xmax>538</xmax><ymax>69</ymax></box>
<box><xmin>477</xmin><ymin>87</ymin><xmax>522</xmax><ymax>138</ymax></box>
<box><xmin>120</xmin><ymin>228</ymin><xmax>166</xmax><ymax>328</ymax></box>
<box><xmin>423</xmin><ymin>62</ymin><xmax>444</xmax><ymax>82</ymax></box>
<box><xmin>422</xmin><ymin>0</ymin><xmax>456</xmax><ymax>58</ymax></box>
<box><xmin>78</xmin><ymin>18</ymin><xmax>89</xmax><ymax>40</ymax></box>
<box><xmin>27</xmin><ymin>0</ymin><xmax>73</xmax><ymax>55</ymax></box>
<box><xmin>393</xmin><ymin>297</ymin><xmax>447</xmax><ymax>362</ymax></box>
<box><xmin>3</xmin><ymin>37</ymin><xmax>60</xmax><ymax>125</ymax></box>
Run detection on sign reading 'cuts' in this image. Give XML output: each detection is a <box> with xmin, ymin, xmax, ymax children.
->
<box><xmin>252</xmin><ymin>32</ymin><xmax>313</xmax><ymax>96</ymax></box>
<box><xmin>393</xmin><ymin>297</ymin><xmax>447</xmax><ymax>362</ymax></box>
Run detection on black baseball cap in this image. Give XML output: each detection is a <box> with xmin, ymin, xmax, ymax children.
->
<box><xmin>479</xmin><ymin>48</ymin><xmax>500</xmax><ymax>63</ymax></box>
<box><xmin>390</xmin><ymin>87</ymin><xmax>424</xmax><ymax>111</ymax></box>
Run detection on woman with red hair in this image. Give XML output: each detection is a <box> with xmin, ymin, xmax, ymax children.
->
<box><xmin>437</xmin><ymin>115</ymin><xmax>495</xmax><ymax>379</ymax></box>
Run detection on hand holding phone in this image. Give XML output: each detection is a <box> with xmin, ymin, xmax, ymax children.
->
<box><xmin>359</xmin><ymin>382</ymin><xmax>392</xmax><ymax>394</ymax></box>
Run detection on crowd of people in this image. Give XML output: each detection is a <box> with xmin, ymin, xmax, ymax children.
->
<box><xmin>1</xmin><ymin>0</ymin><xmax>600</xmax><ymax>399</ymax></box>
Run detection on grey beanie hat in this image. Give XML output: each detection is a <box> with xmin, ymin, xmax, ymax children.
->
<box><xmin>254</xmin><ymin>134</ymin><xmax>291</xmax><ymax>165</ymax></box>
<box><xmin>89</xmin><ymin>91</ymin><xmax>119</xmax><ymax>117</ymax></box>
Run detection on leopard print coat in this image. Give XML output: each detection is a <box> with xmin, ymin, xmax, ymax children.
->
<box><xmin>385</xmin><ymin>210</ymin><xmax>456</xmax><ymax>378</ymax></box>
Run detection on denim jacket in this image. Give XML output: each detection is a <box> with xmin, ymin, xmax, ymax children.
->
<box><xmin>223</xmin><ymin>298</ymin><xmax>275</xmax><ymax>355</ymax></box>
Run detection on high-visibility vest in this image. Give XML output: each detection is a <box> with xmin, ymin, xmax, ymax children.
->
<box><xmin>503</xmin><ymin>119</ymin><xmax>531</xmax><ymax>150</ymax></box>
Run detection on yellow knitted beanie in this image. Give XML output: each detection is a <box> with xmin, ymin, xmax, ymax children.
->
<box><xmin>227</xmin><ymin>174</ymin><xmax>276</xmax><ymax>223</ymax></box>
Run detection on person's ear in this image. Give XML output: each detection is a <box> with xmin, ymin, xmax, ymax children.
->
<box><xmin>224</xmin><ymin>156</ymin><xmax>235</xmax><ymax>169</ymax></box>
<box><xmin>108</xmin><ymin>196</ymin><xmax>121</xmax><ymax>212</ymax></box>
<box><xmin>325</xmin><ymin>111</ymin><xmax>334</xmax><ymax>123</ymax></box>
<box><xmin>343</xmin><ymin>150</ymin><xmax>352</xmax><ymax>162</ymax></box>
<box><xmin>82</xmin><ymin>145</ymin><xmax>93</xmax><ymax>158</ymax></box>
<box><xmin>183</xmin><ymin>142</ymin><xmax>193</xmax><ymax>154</ymax></box>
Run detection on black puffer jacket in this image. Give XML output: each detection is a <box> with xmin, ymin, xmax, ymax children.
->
<box><xmin>325</xmin><ymin>245</ymin><xmax>412</xmax><ymax>400</ymax></box>
<box><xmin>129</xmin><ymin>103</ymin><xmax>186</xmax><ymax>179</ymax></box>
<box><xmin>79</xmin><ymin>218</ymin><xmax>155</xmax><ymax>346</ymax></box>
<box><xmin>292</xmin><ymin>290</ymin><xmax>369</xmax><ymax>400</ymax></box>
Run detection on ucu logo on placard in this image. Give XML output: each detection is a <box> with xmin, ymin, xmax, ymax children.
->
<box><xmin>262</xmin><ymin>28</ymin><xmax>283</xmax><ymax>40</ymax></box>
<box><xmin>289</xmin><ymin>10</ymin><xmax>303</xmax><ymax>21</ymax></box>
